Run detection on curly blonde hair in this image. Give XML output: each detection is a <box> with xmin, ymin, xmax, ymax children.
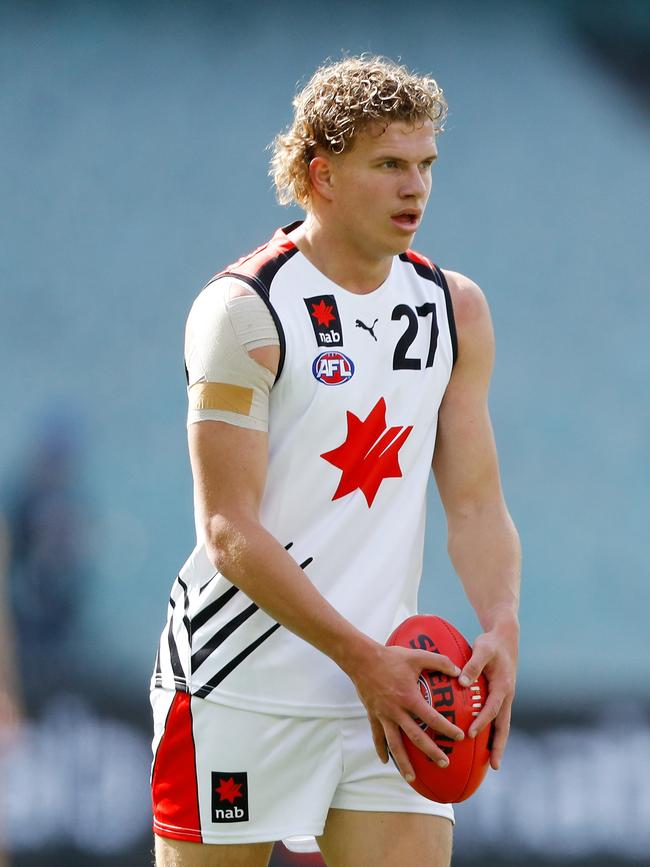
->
<box><xmin>270</xmin><ymin>56</ymin><xmax>447</xmax><ymax>209</ymax></box>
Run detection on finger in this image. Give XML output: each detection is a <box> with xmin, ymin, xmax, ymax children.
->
<box><xmin>459</xmin><ymin>645</ymin><xmax>492</xmax><ymax>687</ymax></box>
<box><xmin>369</xmin><ymin>716</ymin><xmax>389</xmax><ymax>764</ymax></box>
<box><xmin>383</xmin><ymin>721</ymin><xmax>415</xmax><ymax>782</ymax></box>
<box><xmin>488</xmin><ymin>704</ymin><xmax>512</xmax><ymax>770</ymax></box>
<box><xmin>468</xmin><ymin>691</ymin><xmax>504</xmax><ymax>739</ymax></box>
<box><xmin>409</xmin><ymin>650</ymin><xmax>461</xmax><ymax>678</ymax></box>
<box><xmin>401</xmin><ymin>716</ymin><xmax>451</xmax><ymax>768</ymax></box>
<box><xmin>415</xmin><ymin>700</ymin><xmax>465</xmax><ymax>742</ymax></box>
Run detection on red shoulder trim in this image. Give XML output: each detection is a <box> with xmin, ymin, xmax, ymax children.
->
<box><xmin>404</xmin><ymin>248</ymin><xmax>436</xmax><ymax>270</ymax></box>
<box><xmin>223</xmin><ymin>227</ymin><xmax>297</xmax><ymax>280</ymax></box>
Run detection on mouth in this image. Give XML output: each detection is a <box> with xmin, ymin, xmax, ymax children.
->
<box><xmin>390</xmin><ymin>210</ymin><xmax>421</xmax><ymax>231</ymax></box>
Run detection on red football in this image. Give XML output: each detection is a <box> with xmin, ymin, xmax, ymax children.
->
<box><xmin>386</xmin><ymin>614</ymin><xmax>491</xmax><ymax>803</ymax></box>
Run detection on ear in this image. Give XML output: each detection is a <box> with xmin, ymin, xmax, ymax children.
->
<box><xmin>308</xmin><ymin>156</ymin><xmax>336</xmax><ymax>202</ymax></box>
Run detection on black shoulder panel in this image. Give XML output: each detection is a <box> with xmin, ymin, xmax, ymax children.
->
<box><xmin>399</xmin><ymin>252</ymin><xmax>458</xmax><ymax>366</ymax></box>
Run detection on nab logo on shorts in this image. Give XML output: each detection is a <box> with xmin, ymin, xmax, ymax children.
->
<box><xmin>304</xmin><ymin>295</ymin><xmax>343</xmax><ymax>347</ymax></box>
<box><xmin>312</xmin><ymin>351</ymin><xmax>355</xmax><ymax>386</ymax></box>
<box><xmin>211</xmin><ymin>771</ymin><xmax>249</xmax><ymax>823</ymax></box>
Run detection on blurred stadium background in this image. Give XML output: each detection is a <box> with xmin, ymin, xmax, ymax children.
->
<box><xmin>1</xmin><ymin>0</ymin><xmax>649</xmax><ymax>864</ymax></box>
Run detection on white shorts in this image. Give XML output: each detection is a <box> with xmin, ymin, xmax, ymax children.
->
<box><xmin>150</xmin><ymin>687</ymin><xmax>454</xmax><ymax>845</ymax></box>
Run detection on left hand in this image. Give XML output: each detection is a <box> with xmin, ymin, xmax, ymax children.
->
<box><xmin>458</xmin><ymin>619</ymin><xmax>519</xmax><ymax>770</ymax></box>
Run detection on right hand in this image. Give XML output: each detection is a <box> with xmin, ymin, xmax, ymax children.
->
<box><xmin>349</xmin><ymin>642</ymin><xmax>465</xmax><ymax>783</ymax></box>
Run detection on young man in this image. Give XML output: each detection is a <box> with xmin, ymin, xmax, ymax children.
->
<box><xmin>151</xmin><ymin>56</ymin><xmax>520</xmax><ymax>867</ymax></box>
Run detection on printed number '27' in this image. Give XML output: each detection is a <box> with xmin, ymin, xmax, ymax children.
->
<box><xmin>392</xmin><ymin>303</ymin><xmax>438</xmax><ymax>370</ymax></box>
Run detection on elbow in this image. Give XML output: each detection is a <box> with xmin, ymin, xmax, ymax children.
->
<box><xmin>203</xmin><ymin>514</ymin><xmax>243</xmax><ymax>575</ymax></box>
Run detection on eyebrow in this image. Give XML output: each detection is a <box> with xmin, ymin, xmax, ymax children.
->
<box><xmin>373</xmin><ymin>153</ymin><xmax>438</xmax><ymax>163</ymax></box>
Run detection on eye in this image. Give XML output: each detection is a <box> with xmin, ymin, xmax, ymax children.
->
<box><xmin>382</xmin><ymin>159</ymin><xmax>399</xmax><ymax>169</ymax></box>
<box><xmin>419</xmin><ymin>159</ymin><xmax>434</xmax><ymax>170</ymax></box>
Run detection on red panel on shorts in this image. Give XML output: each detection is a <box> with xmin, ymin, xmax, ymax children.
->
<box><xmin>152</xmin><ymin>692</ymin><xmax>202</xmax><ymax>842</ymax></box>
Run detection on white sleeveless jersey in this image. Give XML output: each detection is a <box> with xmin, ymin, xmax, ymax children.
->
<box><xmin>152</xmin><ymin>224</ymin><xmax>458</xmax><ymax>717</ymax></box>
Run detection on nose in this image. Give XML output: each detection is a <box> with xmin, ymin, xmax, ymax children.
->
<box><xmin>399</xmin><ymin>164</ymin><xmax>428</xmax><ymax>198</ymax></box>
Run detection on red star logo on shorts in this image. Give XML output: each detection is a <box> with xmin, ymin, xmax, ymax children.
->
<box><xmin>310</xmin><ymin>299</ymin><xmax>336</xmax><ymax>328</ymax></box>
<box><xmin>215</xmin><ymin>777</ymin><xmax>243</xmax><ymax>804</ymax></box>
<box><xmin>321</xmin><ymin>397</ymin><xmax>413</xmax><ymax>507</ymax></box>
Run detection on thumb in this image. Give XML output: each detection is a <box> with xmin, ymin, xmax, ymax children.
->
<box><xmin>459</xmin><ymin>645</ymin><xmax>490</xmax><ymax>687</ymax></box>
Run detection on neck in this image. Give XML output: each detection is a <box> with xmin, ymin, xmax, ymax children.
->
<box><xmin>288</xmin><ymin>214</ymin><xmax>393</xmax><ymax>295</ymax></box>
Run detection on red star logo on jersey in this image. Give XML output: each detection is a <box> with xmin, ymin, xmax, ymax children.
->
<box><xmin>310</xmin><ymin>299</ymin><xmax>336</xmax><ymax>328</ymax></box>
<box><xmin>321</xmin><ymin>398</ymin><xmax>413</xmax><ymax>507</ymax></box>
<box><xmin>215</xmin><ymin>777</ymin><xmax>243</xmax><ymax>804</ymax></box>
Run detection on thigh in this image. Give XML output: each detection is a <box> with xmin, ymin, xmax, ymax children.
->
<box><xmin>317</xmin><ymin>809</ymin><xmax>453</xmax><ymax>867</ymax></box>
<box><xmin>155</xmin><ymin>835</ymin><xmax>273</xmax><ymax>867</ymax></box>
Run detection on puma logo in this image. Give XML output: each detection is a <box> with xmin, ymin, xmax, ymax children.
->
<box><xmin>355</xmin><ymin>318</ymin><xmax>378</xmax><ymax>342</ymax></box>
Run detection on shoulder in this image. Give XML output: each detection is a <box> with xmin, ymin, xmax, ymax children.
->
<box><xmin>442</xmin><ymin>270</ymin><xmax>491</xmax><ymax>329</ymax></box>
<box><xmin>186</xmin><ymin>276</ymin><xmax>280</xmax><ymax>378</ymax></box>
<box><xmin>188</xmin><ymin>276</ymin><xmax>256</xmax><ymax>320</ymax></box>
<box><xmin>442</xmin><ymin>270</ymin><xmax>494</xmax><ymax>374</ymax></box>
<box><xmin>223</xmin><ymin>228</ymin><xmax>298</xmax><ymax>287</ymax></box>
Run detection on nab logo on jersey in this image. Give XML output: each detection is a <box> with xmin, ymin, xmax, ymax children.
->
<box><xmin>304</xmin><ymin>295</ymin><xmax>344</xmax><ymax>347</ymax></box>
<box><xmin>312</xmin><ymin>351</ymin><xmax>355</xmax><ymax>386</ymax></box>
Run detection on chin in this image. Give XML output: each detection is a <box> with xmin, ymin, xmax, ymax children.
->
<box><xmin>391</xmin><ymin>236</ymin><xmax>413</xmax><ymax>255</ymax></box>
<box><xmin>386</xmin><ymin>227</ymin><xmax>416</xmax><ymax>254</ymax></box>
<box><xmin>367</xmin><ymin>227</ymin><xmax>413</xmax><ymax>259</ymax></box>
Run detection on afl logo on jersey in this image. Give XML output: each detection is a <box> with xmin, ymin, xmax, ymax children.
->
<box><xmin>312</xmin><ymin>351</ymin><xmax>355</xmax><ymax>386</ymax></box>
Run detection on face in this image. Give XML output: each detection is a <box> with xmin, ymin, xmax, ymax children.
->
<box><xmin>317</xmin><ymin>119</ymin><xmax>438</xmax><ymax>260</ymax></box>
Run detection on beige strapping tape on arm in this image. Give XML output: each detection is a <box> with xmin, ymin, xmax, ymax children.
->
<box><xmin>226</xmin><ymin>294</ymin><xmax>279</xmax><ymax>352</ymax></box>
<box><xmin>185</xmin><ymin>280</ymin><xmax>276</xmax><ymax>431</ymax></box>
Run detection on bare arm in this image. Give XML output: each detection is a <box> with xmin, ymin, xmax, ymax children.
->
<box><xmin>188</xmin><ymin>292</ymin><xmax>464</xmax><ymax>782</ymax></box>
<box><xmin>190</xmin><ymin>418</ymin><xmax>373</xmax><ymax>679</ymax></box>
<box><xmin>433</xmin><ymin>270</ymin><xmax>521</xmax><ymax>769</ymax></box>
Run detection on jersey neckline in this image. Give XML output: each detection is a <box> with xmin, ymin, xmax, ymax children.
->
<box><xmin>277</xmin><ymin>221</ymin><xmax>399</xmax><ymax>303</ymax></box>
